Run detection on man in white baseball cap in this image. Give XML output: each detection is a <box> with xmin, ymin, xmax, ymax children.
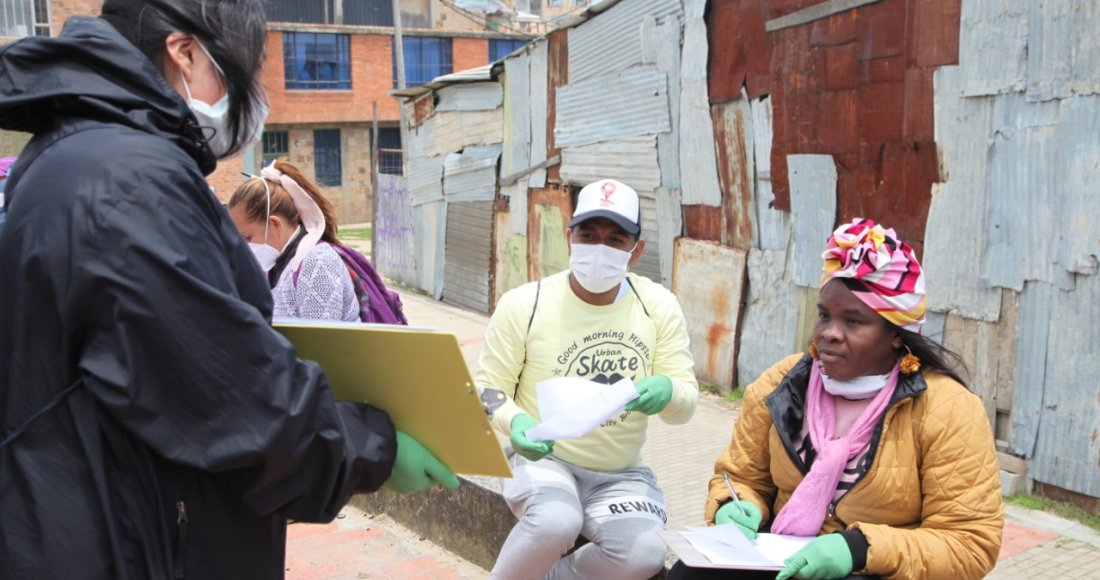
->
<box><xmin>477</xmin><ymin>178</ymin><xmax>698</xmax><ymax>579</ymax></box>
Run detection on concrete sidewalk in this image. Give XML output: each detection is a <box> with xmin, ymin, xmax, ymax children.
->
<box><xmin>292</xmin><ymin>286</ymin><xmax>1100</xmax><ymax>578</ymax></box>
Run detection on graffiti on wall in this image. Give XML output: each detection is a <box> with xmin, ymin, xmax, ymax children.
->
<box><xmin>374</xmin><ymin>174</ymin><xmax>416</xmax><ymax>284</ymax></box>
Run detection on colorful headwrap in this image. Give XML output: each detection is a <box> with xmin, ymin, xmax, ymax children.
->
<box><xmin>821</xmin><ymin>218</ymin><xmax>927</xmax><ymax>333</ymax></box>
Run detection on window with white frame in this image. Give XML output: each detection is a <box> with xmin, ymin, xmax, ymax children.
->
<box><xmin>1</xmin><ymin>0</ymin><xmax>50</xmax><ymax>38</ymax></box>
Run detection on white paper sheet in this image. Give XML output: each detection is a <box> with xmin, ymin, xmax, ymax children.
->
<box><xmin>679</xmin><ymin>526</ymin><xmax>813</xmax><ymax>569</ymax></box>
<box><xmin>526</xmin><ymin>377</ymin><xmax>638</xmax><ymax>442</ymax></box>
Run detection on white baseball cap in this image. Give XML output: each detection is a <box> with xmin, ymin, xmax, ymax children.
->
<box><xmin>569</xmin><ymin>179</ymin><xmax>641</xmax><ymax>235</ymax></box>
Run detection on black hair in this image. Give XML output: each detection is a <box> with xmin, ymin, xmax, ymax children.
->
<box><xmin>896</xmin><ymin>327</ymin><xmax>970</xmax><ymax>388</ymax></box>
<box><xmin>100</xmin><ymin>0</ymin><xmax>267</xmax><ymax>157</ymax></box>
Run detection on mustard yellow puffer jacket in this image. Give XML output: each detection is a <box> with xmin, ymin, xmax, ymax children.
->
<box><xmin>705</xmin><ymin>354</ymin><xmax>1003</xmax><ymax>579</ymax></box>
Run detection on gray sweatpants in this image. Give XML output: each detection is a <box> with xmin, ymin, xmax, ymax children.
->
<box><xmin>490</xmin><ymin>453</ymin><xmax>669</xmax><ymax>580</ymax></box>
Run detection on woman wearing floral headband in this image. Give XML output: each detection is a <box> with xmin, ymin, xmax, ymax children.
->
<box><xmin>669</xmin><ymin>219</ymin><xmax>1003</xmax><ymax>580</ymax></box>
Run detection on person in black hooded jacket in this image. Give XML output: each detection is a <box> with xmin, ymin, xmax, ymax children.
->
<box><xmin>0</xmin><ymin>1</ymin><xmax>459</xmax><ymax>578</ymax></box>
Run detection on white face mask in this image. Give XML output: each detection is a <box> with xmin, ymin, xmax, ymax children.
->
<box><xmin>819</xmin><ymin>366</ymin><xmax>890</xmax><ymax>400</ymax></box>
<box><xmin>246</xmin><ymin>177</ymin><xmax>281</xmax><ymax>273</ymax></box>
<box><xmin>180</xmin><ymin>42</ymin><xmax>267</xmax><ymax>159</ymax></box>
<box><xmin>569</xmin><ymin>242</ymin><xmax>635</xmax><ymax>294</ymax></box>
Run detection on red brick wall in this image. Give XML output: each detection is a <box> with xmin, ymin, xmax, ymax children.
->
<box><xmin>50</xmin><ymin>0</ymin><xmax>102</xmax><ymax>36</ymax></box>
<box><xmin>264</xmin><ymin>31</ymin><xmax>403</xmax><ymax>125</ymax></box>
<box><xmin>206</xmin><ymin>156</ymin><xmax>245</xmax><ymax>203</ymax></box>
<box><xmin>453</xmin><ymin>37</ymin><xmax>488</xmax><ymax>73</ymax></box>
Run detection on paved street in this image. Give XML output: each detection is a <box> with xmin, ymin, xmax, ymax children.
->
<box><xmin>285</xmin><ymin>285</ymin><xmax>1100</xmax><ymax>578</ymax></box>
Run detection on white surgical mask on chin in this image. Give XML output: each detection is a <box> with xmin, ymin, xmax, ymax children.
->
<box><xmin>819</xmin><ymin>365</ymin><xmax>890</xmax><ymax>400</ymax></box>
<box><xmin>569</xmin><ymin>242</ymin><xmax>635</xmax><ymax>294</ymax></box>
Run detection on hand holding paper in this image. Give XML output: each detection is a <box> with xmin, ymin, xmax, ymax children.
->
<box><xmin>385</xmin><ymin>431</ymin><xmax>461</xmax><ymax>493</ymax></box>
<box><xmin>716</xmin><ymin>500</ymin><xmax>762</xmax><ymax>540</ymax></box>
<box><xmin>776</xmin><ymin>534</ymin><xmax>853</xmax><ymax>580</ymax></box>
<box><xmin>624</xmin><ymin>375</ymin><xmax>673</xmax><ymax>415</ymax></box>
<box><xmin>525</xmin><ymin>377</ymin><xmax>639</xmax><ymax>442</ymax></box>
<box><xmin>510</xmin><ymin>414</ymin><xmax>554</xmax><ymax>461</ymax></box>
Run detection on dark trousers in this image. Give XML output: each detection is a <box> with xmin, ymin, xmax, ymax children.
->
<box><xmin>667</xmin><ymin>560</ymin><xmax>881</xmax><ymax>579</ymax></box>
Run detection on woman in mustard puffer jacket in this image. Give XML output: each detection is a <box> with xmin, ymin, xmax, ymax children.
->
<box><xmin>670</xmin><ymin>219</ymin><xmax>1003</xmax><ymax>580</ymax></box>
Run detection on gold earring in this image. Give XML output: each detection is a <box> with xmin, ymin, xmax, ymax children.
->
<box><xmin>808</xmin><ymin>342</ymin><xmax>819</xmax><ymax>360</ymax></box>
<box><xmin>900</xmin><ymin>345</ymin><xmax>921</xmax><ymax>375</ymax></box>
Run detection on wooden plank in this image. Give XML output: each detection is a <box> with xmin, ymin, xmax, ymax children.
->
<box><xmin>998</xmin><ymin>451</ymin><xmax>1028</xmax><ymax>476</ymax></box>
<box><xmin>765</xmin><ymin>0</ymin><xmax>884</xmax><ymax>33</ymax></box>
<box><xmin>671</xmin><ymin>239</ymin><xmax>748</xmax><ymax>392</ymax></box>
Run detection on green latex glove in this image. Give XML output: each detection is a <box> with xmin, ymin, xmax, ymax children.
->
<box><xmin>385</xmin><ymin>431</ymin><xmax>461</xmax><ymax>494</ymax></box>
<box><xmin>776</xmin><ymin>534</ymin><xmax>853</xmax><ymax>580</ymax></box>
<box><xmin>624</xmin><ymin>375</ymin><xmax>674</xmax><ymax>415</ymax></box>
<box><xmin>510</xmin><ymin>413</ymin><xmax>554</xmax><ymax>461</ymax></box>
<box><xmin>715</xmin><ymin>500</ymin><xmax>762</xmax><ymax>540</ymax></box>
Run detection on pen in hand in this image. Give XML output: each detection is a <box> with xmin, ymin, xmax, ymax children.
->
<box><xmin>722</xmin><ymin>473</ymin><xmax>748</xmax><ymax>518</ymax></box>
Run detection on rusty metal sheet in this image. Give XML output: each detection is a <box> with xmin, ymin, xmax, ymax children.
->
<box><xmin>413</xmin><ymin>200</ymin><xmax>447</xmax><ymax>299</ymax></box>
<box><xmin>559</xmin><ymin>136</ymin><xmax>661</xmax><ymax>192</ymax></box>
<box><xmin>751</xmin><ymin>96</ymin><xmax>791</xmax><ymax>251</ymax></box>
<box><xmin>922</xmin><ymin>65</ymin><xmax>1001</xmax><ymax>321</ymax></box>
<box><xmin>1030</xmin><ymin>272</ymin><xmax>1100</xmax><ymax>498</ymax></box>
<box><xmin>682</xmin><ymin>205</ymin><xmax>723</xmax><ymax>242</ymax></box>
<box><xmin>1025</xmin><ymin>1</ymin><xmax>1100</xmax><ymax>102</ymax></box>
<box><xmin>737</xmin><ymin>248</ymin><xmax>800</xmax><ymax>388</ymax></box>
<box><xmin>503</xmin><ymin>53</ymin><xmax>531</xmax><ymax>179</ymax></box>
<box><xmin>527</xmin><ymin>187</ymin><xmax>572</xmax><ymax>280</ymax></box>
<box><xmin>434</xmin><ymin>82</ymin><xmax>503</xmax><ymax>112</ymax></box>
<box><xmin>862</xmin><ymin>141</ymin><xmax>938</xmax><ymax>251</ymax></box>
<box><xmin>373</xmin><ymin>174</ymin><xmax>417</xmax><ymax>287</ymax></box>
<box><xmin>528</xmin><ymin>41</ymin><xmax>549</xmax><ymax>189</ymax></box>
<box><xmin>765</xmin><ymin>0</ymin><xmax>883</xmax><ymax>32</ymax></box>
<box><xmin>555</xmin><ymin>65</ymin><xmax>671</xmax><ymax>149</ymax></box>
<box><xmin>642</xmin><ymin>15</ymin><xmax>682</xmax><ymax>189</ymax></box>
<box><xmin>443</xmin><ymin>144</ymin><xmax>502</xmax><ymax>203</ymax></box>
<box><xmin>427</xmin><ymin>110</ymin><xmax>504</xmax><ymax>158</ymax></box>
<box><xmin>712</xmin><ymin>95</ymin><xmax>757</xmax><ymax>251</ymax></box>
<box><xmin>707</xmin><ymin>0</ymin><xmax>747</xmax><ymax>103</ymax></box>
<box><xmin>412</xmin><ymin>92</ymin><xmax>435</xmax><ymax>128</ymax></box>
<box><xmin>567</xmin><ymin>0</ymin><xmax>683</xmax><ymax>82</ymax></box>
<box><xmin>407</xmin><ymin>154</ymin><xmax>445</xmax><ymax>207</ymax></box>
<box><xmin>787</xmin><ymin>154</ymin><xmax>837</xmax><ymax>288</ymax></box>
<box><xmin>1055</xmin><ymin>96</ymin><xmax>1100</xmax><ymax>279</ymax></box>
<box><xmin>1008</xmin><ymin>281</ymin><xmax>1050</xmax><ymax>457</ymax></box>
<box><xmin>546</xmin><ymin>28</ymin><xmax>568</xmax><ymax>184</ymax></box>
<box><xmin>672</xmin><ymin>239</ymin><xmax>748</xmax><ymax>391</ymax></box>
<box><xmin>958</xmin><ymin>0</ymin><xmax>1028</xmax><ymax>97</ymax></box>
<box><xmin>444</xmin><ymin>201</ymin><xmax>494</xmax><ymax>313</ymax></box>
<box><xmin>911</xmin><ymin>0</ymin><xmax>960</xmax><ymax>67</ymax></box>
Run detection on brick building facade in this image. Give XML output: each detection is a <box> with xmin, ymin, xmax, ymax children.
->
<box><xmin>1</xmin><ymin>0</ymin><xmax>551</xmax><ymax>224</ymax></box>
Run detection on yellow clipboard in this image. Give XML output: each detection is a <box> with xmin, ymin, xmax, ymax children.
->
<box><xmin>274</xmin><ymin>320</ymin><xmax>511</xmax><ymax>478</ymax></box>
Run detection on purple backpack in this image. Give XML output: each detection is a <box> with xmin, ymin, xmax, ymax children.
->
<box><xmin>332</xmin><ymin>242</ymin><xmax>408</xmax><ymax>325</ymax></box>
<box><xmin>294</xmin><ymin>242</ymin><xmax>408</xmax><ymax>325</ymax></box>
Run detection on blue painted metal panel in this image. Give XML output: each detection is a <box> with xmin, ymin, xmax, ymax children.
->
<box><xmin>1025</xmin><ymin>1</ymin><xmax>1100</xmax><ymax>102</ymax></box>
<box><xmin>958</xmin><ymin>0</ymin><xmax>1029</xmax><ymax>97</ymax></box>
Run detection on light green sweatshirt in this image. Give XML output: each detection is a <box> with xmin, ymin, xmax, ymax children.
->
<box><xmin>476</xmin><ymin>270</ymin><xmax>698</xmax><ymax>472</ymax></box>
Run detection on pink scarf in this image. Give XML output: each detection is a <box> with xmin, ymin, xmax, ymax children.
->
<box><xmin>770</xmin><ymin>361</ymin><xmax>899</xmax><ymax>536</ymax></box>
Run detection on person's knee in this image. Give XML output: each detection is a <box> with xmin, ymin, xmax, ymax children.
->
<box><xmin>626</xmin><ymin>531</ymin><xmax>668</xmax><ymax>574</ymax></box>
<box><xmin>518</xmin><ymin>502</ymin><xmax>584</xmax><ymax>549</ymax></box>
<box><xmin>592</xmin><ymin>529</ymin><xmax>667</xmax><ymax>574</ymax></box>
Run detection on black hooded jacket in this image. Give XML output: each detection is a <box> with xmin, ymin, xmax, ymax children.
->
<box><xmin>0</xmin><ymin>17</ymin><xmax>397</xmax><ymax>579</ymax></box>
